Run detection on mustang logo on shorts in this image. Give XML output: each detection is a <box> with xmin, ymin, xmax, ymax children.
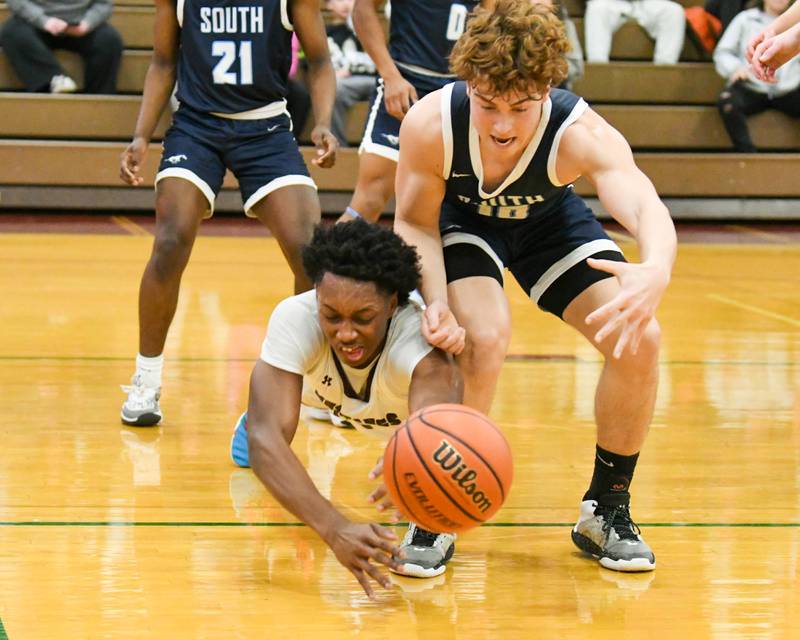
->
<box><xmin>381</xmin><ymin>133</ymin><xmax>400</xmax><ymax>147</ymax></box>
<box><xmin>166</xmin><ymin>154</ymin><xmax>188</xmax><ymax>165</ymax></box>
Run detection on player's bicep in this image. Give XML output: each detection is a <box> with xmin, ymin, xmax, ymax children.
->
<box><xmin>152</xmin><ymin>0</ymin><xmax>180</xmax><ymax>67</ymax></box>
<box><xmin>248</xmin><ymin>360</ymin><xmax>303</xmax><ymax>445</ymax></box>
<box><xmin>292</xmin><ymin>0</ymin><xmax>330</xmax><ymax>64</ymax></box>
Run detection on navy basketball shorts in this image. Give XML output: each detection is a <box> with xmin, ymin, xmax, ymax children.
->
<box><xmin>439</xmin><ymin>190</ymin><xmax>627</xmax><ymax>318</ymax></box>
<box><xmin>156</xmin><ymin>106</ymin><xmax>315</xmax><ymax>218</ymax></box>
<box><xmin>359</xmin><ymin>67</ymin><xmax>453</xmax><ymax>162</ymax></box>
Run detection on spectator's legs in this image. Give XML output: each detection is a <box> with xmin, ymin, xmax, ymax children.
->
<box><xmin>584</xmin><ymin>0</ymin><xmax>629</xmax><ymax>63</ymax></box>
<box><xmin>0</xmin><ymin>16</ymin><xmax>64</xmax><ymax>91</ymax></box>
<box><xmin>67</xmin><ymin>23</ymin><xmax>123</xmax><ymax>94</ymax></box>
<box><xmin>769</xmin><ymin>87</ymin><xmax>800</xmax><ymax>120</ymax></box>
<box><xmin>637</xmin><ymin>0</ymin><xmax>686</xmax><ymax>65</ymax></box>
<box><xmin>717</xmin><ymin>82</ymin><xmax>769</xmax><ymax>152</ymax></box>
<box><xmin>286</xmin><ymin>78</ymin><xmax>311</xmax><ymax>135</ymax></box>
<box><xmin>332</xmin><ymin>75</ymin><xmax>378</xmax><ymax>147</ymax></box>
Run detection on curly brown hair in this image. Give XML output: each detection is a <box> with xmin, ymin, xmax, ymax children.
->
<box><xmin>449</xmin><ymin>0</ymin><xmax>570</xmax><ymax>98</ymax></box>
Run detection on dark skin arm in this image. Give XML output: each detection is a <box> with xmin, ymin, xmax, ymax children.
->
<box><xmin>119</xmin><ymin>0</ymin><xmax>178</xmax><ymax>185</ymax></box>
<box><xmin>292</xmin><ymin>0</ymin><xmax>339</xmax><ymax>167</ymax></box>
<box><xmin>247</xmin><ymin>360</ymin><xmax>401</xmax><ymax>599</ymax></box>
<box><xmin>368</xmin><ymin>347</ymin><xmax>463</xmax><ymax>512</ymax></box>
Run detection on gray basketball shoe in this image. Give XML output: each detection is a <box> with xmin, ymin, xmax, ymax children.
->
<box><xmin>571</xmin><ymin>500</ymin><xmax>656</xmax><ymax>572</ymax></box>
<box><xmin>391</xmin><ymin>523</ymin><xmax>456</xmax><ymax>578</ymax></box>
<box><xmin>120</xmin><ymin>374</ymin><xmax>162</xmax><ymax>426</ymax></box>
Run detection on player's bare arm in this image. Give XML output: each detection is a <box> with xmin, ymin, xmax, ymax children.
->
<box><xmin>353</xmin><ymin>0</ymin><xmax>418</xmax><ymax>119</ymax></box>
<box><xmin>246</xmin><ymin>360</ymin><xmax>401</xmax><ymax>599</ymax></box>
<box><xmin>556</xmin><ymin>108</ymin><xmax>677</xmax><ymax>358</ymax></box>
<box><xmin>293</xmin><ymin>0</ymin><xmax>338</xmax><ymax>168</ymax></box>
<box><xmin>394</xmin><ymin>92</ymin><xmax>466</xmax><ymax>355</ymax></box>
<box><xmin>119</xmin><ymin>0</ymin><xmax>179</xmax><ymax>186</ymax></box>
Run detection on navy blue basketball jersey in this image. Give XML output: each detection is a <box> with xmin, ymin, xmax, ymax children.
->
<box><xmin>389</xmin><ymin>0</ymin><xmax>479</xmax><ymax>76</ymax></box>
<box><xmin>175</xmin><ymin>0</ymin><xmax>293</xmax><ymax>114</ymax></box>
<box><xmin>441</xmin><ymin>82</ymin><xmax>588</xmax><ymax>223</ymax></box>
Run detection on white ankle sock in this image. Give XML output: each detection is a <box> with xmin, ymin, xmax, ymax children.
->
<box><xmin>136</xmin><ymin>353</ymin><xmax>164</xmax><ymax>388</ymax></box>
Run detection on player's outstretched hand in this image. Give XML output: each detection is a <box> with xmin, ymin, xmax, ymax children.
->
<box><xmin>367</xmin><ymin>457</ymin><xmax>402</xmax><ymax>523</ymax></box>
<box><xmin>383</xmin><ymin>73</ymin><xmax>419</xmax><ymax>121</ymax></box>
<box><xmin>324</xmin><ymin>520</ymin><xmax>403</xmax><ymax>599</ymax></box>
<box><xmin>421</xmin><ymin>300</ymin><xmax>465</xmax><ymax>355</ymax></box>
<box><xmin>310</xmin><ymin>125</ymin><xmax>338</xmax><ymax>168</ymax></box>
<box><xmin>585</xmin><ymin>258</ymin><xmax>669</xmax><ymax>359</ymax></box>
<box><xmin>120</xmin><ymin>138</ymin><xmax>148</xmax><ymax>186</ymax></box>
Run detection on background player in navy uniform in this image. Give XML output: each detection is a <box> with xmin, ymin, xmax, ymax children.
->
<box><xmin>229</xmin><ymin>221</ymin><xmax>462</xmax><ymax>597</ymax></box>
<box><xmin>338</xmin><ymin>0</ymin><xmax>483</xmax><ymax>222</ymax></box>
<box><xmin>118</xmin><ymin>0</ymin><xmax>338</xmax><ymax>426</ymax></box>
<box><xmin>394</xmin><ymin>1</ymin><xmax>676</xmax><ymax>572</ymax></box>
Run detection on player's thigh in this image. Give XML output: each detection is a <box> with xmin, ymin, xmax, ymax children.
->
<box><xmin>155</xmin><ymin>108</ymin><xmax>228</xmax><ymax>219</ymax></box>
<box><xmin>351</xmin><ymin>152</ymin><xmax>396</xmax><ymax>215</ymax></box>
<box><xmin>250</xmin><ymin>183</ymin><xmax>320</xmax><ymax>256</ymax></box>
<box><xmin>508</xmin><ymin>193</ymin><xmax>625</xmax><ymax>319</ymax></box>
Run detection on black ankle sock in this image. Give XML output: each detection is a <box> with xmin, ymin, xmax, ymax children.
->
<box><xmin>583</xmin><ymin>445</ymin><xmax>639</xmax><ymax>507</ymax></box>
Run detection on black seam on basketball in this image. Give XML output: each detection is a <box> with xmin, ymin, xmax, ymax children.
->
<box><xmin>391</xmin><ymin>428</ymin><xmax>426</xmax><ymax>528</ymax></box>
<box><xmin>419</xmin><ymin>405</ymin><xmax>509</xmax><ymax>443</ymax></box>
<box><xmin>417</xmin><ymin>414</ymin><xmax>507</xmax><ymax>501</ymax></box>
<box><xmin>405</xmin><ymin>419</ymin><xmax>484</xmax><ymax>524</ymax></box>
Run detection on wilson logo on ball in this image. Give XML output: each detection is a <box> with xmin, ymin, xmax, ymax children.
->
<box><xmin>432</xmin><ymin>439</ymin><xmax>492</xmax><ymax>513</ymax></box>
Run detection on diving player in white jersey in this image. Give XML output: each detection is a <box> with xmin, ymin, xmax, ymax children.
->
<box><xmin>394</xmin><ymin>0</ymin><xmax>676</xmax><ymax>572</ymax></box>
<box><xmin>229</xmin><ymin>220</ymin><xmax>463</xmax><ymax>598</ymax></box>
<box><xmin>118</xmin><ymin>0</ymin><xmax>338</xmax><ymax>426</ymax></box>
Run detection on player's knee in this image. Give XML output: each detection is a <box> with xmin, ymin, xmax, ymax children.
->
<box><xmin>151</xmin><ymin>225</ymin><xmax>194</xmax><ymax>277</ymax></box>
<box><xmin>462</xmin><ymin>324</ymin><xmax>510</xmax><ymax>370</ymax></box>
<box><xmin>613</xmin><ymin>318</ymin><xmax>661</xmax><ymax>368</ymax></box>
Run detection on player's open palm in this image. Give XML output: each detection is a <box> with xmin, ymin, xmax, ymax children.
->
<box><xmin>585</xmin><ymin>258</ymin><xmax>669</xmax><ymax>359</ymax></box>
<box><xmin>120</xmin><ymin>138</ymin><xmax>148</xmax><ymax>186</ymax></box>
<box><xmin>325</xmin><ymin>520</ymin><xmax>401</xmax><ymax>599</ymax></box>
<box><xmin>422</xmin><ymin>300</ymin><xmax>465</xmax><ymax>355</ymax></box>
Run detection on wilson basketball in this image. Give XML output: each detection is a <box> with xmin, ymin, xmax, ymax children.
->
<box><xmin>383</xmin><ymin>403</ymin><xmax>513</xmax><ymax>533</ymax></box>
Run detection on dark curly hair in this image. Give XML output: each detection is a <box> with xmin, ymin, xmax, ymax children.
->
<box><xmin>450</xmin><ymin>0</ymin><xmax>569</xmax><ymax>98</ymax></box>
<box><xmin>301</xmin><ymin>220</ymin><xmax>421</xmax><ymax>306</ymax></box>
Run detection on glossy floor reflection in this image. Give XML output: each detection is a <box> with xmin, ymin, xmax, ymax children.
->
<box><xmin>0</xmin><ymin>227</ymin><xmax>798</xmax><ymax>639</ymax></box>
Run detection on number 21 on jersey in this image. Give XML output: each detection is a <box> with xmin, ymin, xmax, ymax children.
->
<box><xmin>211</xmin><ymin>41</ymin><xmax>253</xmax><ymax>85</ymax></box>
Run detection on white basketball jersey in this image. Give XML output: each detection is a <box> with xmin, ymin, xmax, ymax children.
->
<box><xmin>259</xmin><ymin>290</ymin><xmax>433</xmax><ymax>437</ymax></box>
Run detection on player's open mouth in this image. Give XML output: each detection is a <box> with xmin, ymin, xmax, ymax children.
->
<box><xmin>491</xmin><ymin>135</ymin><xmax>515</xmax><ymax>147</ymax></box>
<box><xmin>339</xmin><ymin>345</ymin><xmax>364</xmax><ymax>362</ymax></box>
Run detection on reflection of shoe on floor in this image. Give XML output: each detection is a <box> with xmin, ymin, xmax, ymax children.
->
<box><xmin>230</xmin><ymin>412</ymin><xmax>249</xmax><ymax>467</ymax></box>
<box><xmin>597</xmin><ymin>566</ymin><xmax>655</xmax><ymax>593</ymax></box>
<box><xmin>50</xmin><ymin>74</ymin><xmax>77</xmax><ymax>93</ymax></box>
<box><xmin>228</xmin><ymin>468</ymin><xmax>266</xmax><ymax>519</ymax></box>
<box><xmin>391</xmin><ymin>523</ymin><xmax>456</xmax><ymax>578</ymax></box>
<box><xmin>120</xmin><ymin>374</ymin><xmax>162</xmax><ymax>426</ymax></box>
<box><xmin>571</xmin><ymin>500</ymin><xmax>656</xmax><ymax>572</ymax></box>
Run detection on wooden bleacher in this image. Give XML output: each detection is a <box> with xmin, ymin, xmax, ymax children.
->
<box><xmin>0</xmin><ymin>1</ymin><xmax>799</xmax><ymax>217</ymax></box>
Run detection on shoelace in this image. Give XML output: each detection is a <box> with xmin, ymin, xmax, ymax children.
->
<box><xmin>410</xmin><ymin>525</ymin><xmax>441</xmax><ymax>547</ymax></box>
<box><xmin>597</xmin><ymin>504</ymin><xmax>641</xmax><ymax>542</ymax></box>
<box><xmin>120</xmin><ymin>380</ymin><xmax>159</xmax><ymax>410</ymax></box>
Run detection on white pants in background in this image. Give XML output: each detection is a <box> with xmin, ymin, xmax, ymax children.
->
<box><xmin>584</xmin><ymin>0</ymin><xmax>686</xmax><ymax>65</ymax></box>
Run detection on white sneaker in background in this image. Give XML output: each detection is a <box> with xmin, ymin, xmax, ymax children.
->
<box><xmin>50</xmin><ymin>74</ymin><xmax>77</xmax><ymax>94</ymax></box>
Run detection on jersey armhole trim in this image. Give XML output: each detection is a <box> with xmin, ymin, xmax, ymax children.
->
<box><xmin>281</xmin><ymin>0</ymin><xmax>293</xmax><ymax>31</ymax></box>
<box><xmin>176</xmin><ymin>0</ymin><xmax>185</xmax><ymax>28</ymax></box>
<box><xmin>547</xmin><ymin>98</ymin><xmax>588</xmax><ymax>187</ymax></box>
<box><xmin>440</xmin><ymin>83</ymin><xmax>455</xmax><ymax>180</ymax></box>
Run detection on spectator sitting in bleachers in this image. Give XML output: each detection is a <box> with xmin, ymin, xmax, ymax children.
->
<box><xmin>0</xmin><ymin>0</ymin><xmax>123</xmax><ymax>93</ymax></box>
<box><xmin>556</xmin><ymin>1</ymin><xmax>585</xmax><ymax>90</ymax></box>
<box><xmin>715</xmin><ymin>0</ymin><xmax>800</xmax><ymax>152</ymax></box>
<box><xmin>326</xmin><ymin>0</ymin><xmax>376</xmax><ymax>146</ymax></box>
<box><xmin>584</xmin><ymin>0</ymin><xmax>686</xmax><ymax>65</ymax></box>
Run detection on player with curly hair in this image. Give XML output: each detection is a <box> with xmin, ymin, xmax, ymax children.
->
<box><xmin>229</xmin><ymin>219</ymin><xmax>462</xmax><ymax>597</ymax></box>
<box><xmin>394</xmin><ymin>0</ymin><xmax>676</xmax><ymax>572</ymax></box>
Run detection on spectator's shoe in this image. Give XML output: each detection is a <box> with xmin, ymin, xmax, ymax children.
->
<box><xmin>571</xmin><ymin>500</ymin><xmax>656</xmax><ymax>572</ymax></box>
<box><xmin>391</xmin><ymin>523</ymin><xmax>456</xmax><ymax>578</ymax></box>
<box><xmin>120</xmin><ymin>374</ymin><xmax>161</xmax><ymax>426</ymax></box>
<box><xmin>230</xmin><ymin>412</ymin><xmax>250</xmax><ymax>467</ymax></box>
<box><xmin>50</xmin><ymin>74</ymin><xmax>77</xmax><ymax>94</ymax></box>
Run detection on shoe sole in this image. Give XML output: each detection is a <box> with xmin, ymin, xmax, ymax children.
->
<box><xmin>120</xmin><ymin>411</ymin><xmax>162</xmax><ymax>427</ymax></box>
<box><xmin>389</xmin><ymin>542</ymin><xmax>455</xmax><ymax>578</ymax></box>
<box><xmin>571</xmin><ymin>530</ymin><xmax>656</xmax><ymax>572</ymax></box>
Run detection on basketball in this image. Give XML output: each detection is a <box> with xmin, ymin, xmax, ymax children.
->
<box><xmin>382</xmin><ymin>403</ymin><xmax>513</xmax><ymax>533</ymax></box>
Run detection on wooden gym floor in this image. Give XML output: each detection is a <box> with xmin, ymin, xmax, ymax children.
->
<box><xmin>0</xmin><ymin>215</ymin><xmax>798</xmax><ymax>639</ymax></box>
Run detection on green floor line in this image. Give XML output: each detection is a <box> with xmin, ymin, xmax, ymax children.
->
<box><xmin>0</xmin><ymin>521</ymin><xmax>797</xmax><ymax>528</ymax></box>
